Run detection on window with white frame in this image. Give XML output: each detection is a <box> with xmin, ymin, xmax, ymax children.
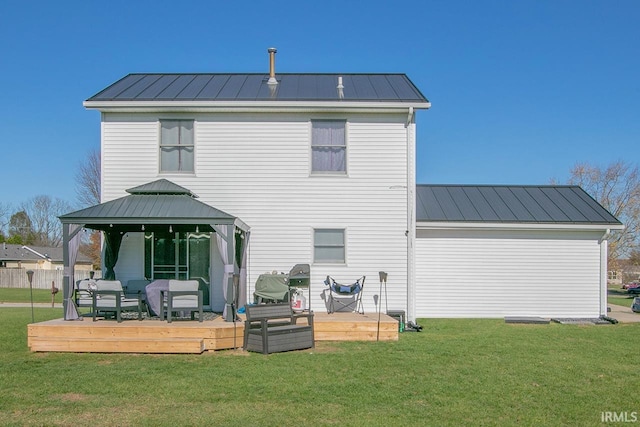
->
<box><xmin>311</xmin><ymin>120</ymin><xmax>346</xmax><ymax>173</ymax></box>
<box><xmin>314</xmin><ymin>228</ymin><xmax>345</xmax><ymax>263</ymax></box>
<box><xmin>160</xmin><ymin>120</ymin><xmax>194</xmax><ymax>173</ymax></box>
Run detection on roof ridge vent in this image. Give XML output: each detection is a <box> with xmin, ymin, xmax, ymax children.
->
<box><xmin>337</xmin><ymin>76</ymin><xmax>344</xmax><ymax>99</ymax></box>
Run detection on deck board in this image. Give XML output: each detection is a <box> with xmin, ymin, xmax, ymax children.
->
<box><xmin>27</xmin><ymin>312</ymin><xmax>399</xmax><ymax>354</ymax></box>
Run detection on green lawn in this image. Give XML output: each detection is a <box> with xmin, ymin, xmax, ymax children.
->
<box><xmin>1</xmin><ymin>308</ymin><xmax>639</xmax><ymax>426</ymax></box>
<box><xmin>607</xmin><ymin>286</ymin><xmax>637</xmax><ymax>308</ymax></box>
<box><xmin>609</xmin><ymin>296</ymin><xmax>635</xmax><ymax>308</ymax></box>
<box><xmin>0</xmin><ymin>287</ymin><xmax>58</xmax><ymax>304</ymax></box>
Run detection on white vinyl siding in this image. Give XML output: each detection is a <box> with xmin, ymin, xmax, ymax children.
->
<box><xmin>415</xmin><ymin>229</ymin><xmax>603</xmax><ymax>318</ymax></box>
<box><xmin>102</xmin><ymin>113</ymin><xmax>411</xmax><ymax>314</ymax></box>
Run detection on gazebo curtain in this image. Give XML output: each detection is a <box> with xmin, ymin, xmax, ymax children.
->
<box><xmin>104</xmin><ymin>231</ymin><xmax>123</xmax><ymax>280</ymax></box>
<box><xmin>238</xmin><ymin>231</ymin><xmax>250</xmax><ymax>309</ymax></box>
<box><xmin>64</xmin><ymin>224</ymin><xmax>82</xmax><ymax>321</ymax></box>
<box><xmin>216</xmin><ymin>225</ymin><xmax>250</xmax><ymax>321</ymax></box>
<box><xmin>216</xmin><ymin>225</ymin><xmax>234</xmax><ymax>320</ymax></box>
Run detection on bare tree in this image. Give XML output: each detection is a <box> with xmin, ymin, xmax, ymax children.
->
<box><xmin>567</xmin><ymin>161</ymin><xmax>640</xmax><ymax>262</ymax></box>
<box><xmin>0</xmin><ymin>202</ymin><xmax>11</xmax><ymax>241</ymax></box>
<box><xmin>21</xmin><ymin>196</ymin><xmax>72</xmax><ymax>247</ymax></box>
<box><xmin>75</xmin><ymin>148</ymin><xmax>102</xmax><ymax>266</ymax></box>
<box><xmin>75</xmin><ymin>148</ymin><xmax>101</xmax><ymax>207</ymax></box>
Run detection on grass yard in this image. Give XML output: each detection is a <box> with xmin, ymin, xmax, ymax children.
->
<box><xmin>1</xmin><ymin>308</ymin><xmax>639</xmax><ymax>426</ymax></box>
<box><xmin>0</xmin><ymin>288</ymin><xmax>59</xmax><ymax>304</ymax></box>
<box><xmin>607</xmin><ymin>286</ymin><xmax>636</xmax><ymax>308</ymax></box>
<box><xmin>608</xmin><ymin>296</ymin><xmax>635</xmax><ymax>308</ymax></box>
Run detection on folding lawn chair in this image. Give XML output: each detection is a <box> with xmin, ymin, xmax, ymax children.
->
<box><xmin>324</xmin><ymin>275</ymin><xmax>366</xmax><ymax>314</ymax></box>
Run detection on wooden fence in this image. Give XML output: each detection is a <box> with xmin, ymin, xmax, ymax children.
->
<box><xmin>0</xmin><ymin>268</ymin><xmax>102</xmax><ymax>290</ymax></box>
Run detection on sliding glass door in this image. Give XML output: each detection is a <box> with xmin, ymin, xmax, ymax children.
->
<box><xmin>144</xmin><ymin>231</ymin><xmax>211</xmax><ymax>306</ymax></box>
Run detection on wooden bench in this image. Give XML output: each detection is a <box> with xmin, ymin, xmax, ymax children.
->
<box><xmin>243</xmin><ymin>303</ymin><xmax>314</xmax><ymax>354</ymax></box>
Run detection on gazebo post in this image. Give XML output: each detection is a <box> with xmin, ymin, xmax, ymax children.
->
<box><xmin>225</xmin><ymin>224</ymin><xmax>238</xmax><ymax>322</ymax></box>
<box><xmin>62</xmin><ymin>223</ymin><xmax>70</xmax><ymax>319</ymax></box>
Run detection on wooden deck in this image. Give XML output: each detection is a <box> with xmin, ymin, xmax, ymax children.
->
<box><xmin>27</xmin><ymin>312</ymin><xmax>398</xmax><ymax>354</ymax></box>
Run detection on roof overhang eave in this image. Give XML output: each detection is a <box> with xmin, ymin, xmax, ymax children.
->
<box><xmin>60</xmin><ymin>217</ymin><xmax>238</xmax><ymax>226</ymax></box>
<box><xmin>83</xmin><ymin>100</ymin><xmax>431</xmax><ymax>113</ymax></box>
<box><xmin>416</xmin><ymin>221</ymin><xmax>625</xmax><ymax>232</ymax></box>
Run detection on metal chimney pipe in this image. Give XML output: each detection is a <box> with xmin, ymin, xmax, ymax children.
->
<box><xmin>267</xmin><ymin>47</ymin><xmax>277</xmax><ymax>85</ymax></box>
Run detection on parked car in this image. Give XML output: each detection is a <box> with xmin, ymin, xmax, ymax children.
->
<box><xmin>626</xmin><ymin>282</ymin><xmax>640</xmax><ymax>294</ymax></box>
<box><xmin>623</xmin><ymin>281</ymin><xmax>640</xmax><ymax>290</ymax></box>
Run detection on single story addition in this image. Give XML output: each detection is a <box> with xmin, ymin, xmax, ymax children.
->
<box><xmin>414</xmin><ymin>185</ymin><xmax>623</xmax><ymax>318</ymax></box>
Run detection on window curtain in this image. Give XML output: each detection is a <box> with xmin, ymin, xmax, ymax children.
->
<box><xmin>312</xmin><ymin>121</ymin><xmax>345</xmax><ymax>172</ymax></box>
<box><xmin>64</xmin><ymin>224</ymin><xmax>82</xmax><ymax>320</ymax></box>
<box><xmin>161</xmin><ymin>120</ymin><xmax>194</xmax><ymax>172</ymax></box>
<box><xmin>104</xmin><ymin>231</ymin><xmax>123</xmax><ymax>280</ymax></box>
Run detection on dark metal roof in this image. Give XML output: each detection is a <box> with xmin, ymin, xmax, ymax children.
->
<box><xmin>59</xmin><ymin>180</ymin><xmax>244</xmax><ymax>231</ymax></box>
<box><xmin>86</xmin><ymin>73</ymin><xmax>429</xmax><ymax>103</ymax></box>
<box><xmin>126</xmin><ymin>179</ymin><xmax>197</xmax><ymax>197</ymax></box>
<box><xmin>416</xmin><ymin>185</ymin><xmax>622</xmax><ymax>225</ymax></box>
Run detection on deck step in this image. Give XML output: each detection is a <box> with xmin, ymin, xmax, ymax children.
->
<box><xmin>28</xmin><ymin>336</ymin><xmax>204</xmax><ymax>354</ymax></box>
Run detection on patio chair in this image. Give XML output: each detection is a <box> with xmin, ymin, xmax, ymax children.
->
<box><xmin>92</xmin><ymin>280</ymin><xmax>142</xmax><ymax>323</ymax></box>
<box><xmin>160</xmin><ymin>280</ymin><xmax>203</xmax><ymax>323</ymax></box>
<box><xmin>324</xmin><ymin>275</ymin><xmax>366</xmax><ymax>314</ymax></box>
<box><xmin>75</xmin><ymin>279</ymin><xmax>96</xmax><ymax>310</ymax></box>
<box><xmin>126</xmin><ymin>279</ymin><xmax>151</xmax><ymax>314</ymax></box>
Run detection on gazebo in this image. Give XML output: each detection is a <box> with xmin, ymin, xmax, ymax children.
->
<box><xmin>59</xmin><ymin>179</ymin><xmax>250</xmax><ymax>321</ymax></box>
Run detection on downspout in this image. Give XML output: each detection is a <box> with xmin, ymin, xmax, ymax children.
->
<box><xmin>599</xmin><ymin>229</ymin><xmax>611</xmax><ymax>317</ymax></box>
<box><xmin>406</xmin><ymin>107</ymin><xmax>416</xmax><ymax>323</ymax></box>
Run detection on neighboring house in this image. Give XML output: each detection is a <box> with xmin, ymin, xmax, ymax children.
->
<box><xmin>0</xmin><ymin>243</ymin><xmax>93</xmax><ymax>271</ymax></box>
<box><xmin>608</xmin><ymin>269</ymin><xmax>623</xmax><ymax>286</ymax></box>
<box><xmin>609</xmin><ymin>259</ymin><xmax>640</xmax><ymax>285</ymax></box>
<box><xmin>78</xmin><ymin>50</ymin><xmax>622</xmax><ymax>319</ymax></box>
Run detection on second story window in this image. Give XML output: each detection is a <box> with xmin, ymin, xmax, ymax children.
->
<box><xmin>160</xmin><ymin>120</ymin><xmax>194</xmax><ymax>173</ymax></box>
<box><xmin>312</xmin><ymin>120</ymin><xmax>346</xmax><ymax>173</ymax></box>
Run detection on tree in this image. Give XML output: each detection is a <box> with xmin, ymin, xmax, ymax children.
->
<box><xmin>8</xmin><ymin>210</ymin><xmax>35</xmax><ymax>244</ymax></box>
<box><xmin>76</xmin><ymin>148</ymin><xmax>102</xmax><ymax>266</ymax></box>
<box><xmin>0</xmin><ymin>201</ymin><xmax>10</xmax><ymax>242</ymax></box>
<box><xmin>75</xmin><ymin>148</ymin><xmax>101</xmax><ymax>207</ymax></box>
<box><xmin>20</xmin><ymin>196</ymin><xmax>72</xmax><ymax>247</ymax></box>
<box><xmin>567</xmin><ymin>161</ymin><xmax>640</xmax><ymax>262</ymax></box>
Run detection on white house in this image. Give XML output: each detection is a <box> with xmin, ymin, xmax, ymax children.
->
<box><xmin>71</xmin><ymin>50</ymin><xmax>621</xmax><ymax>321</ymax></box>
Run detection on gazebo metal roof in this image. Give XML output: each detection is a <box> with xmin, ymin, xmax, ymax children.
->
<box><xmin>59</xmin><ymin>179</ymin><xmax>248</xmax><ymax>232</ymax></box>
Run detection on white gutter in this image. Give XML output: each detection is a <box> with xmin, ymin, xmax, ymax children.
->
<box><xmin>21</xmin><ymin>245</ymin><xmax>51</xmax><ymax>261</ymax></box>
<box><xmin>417</xmin><ymin>221</ymin><xmax>625</xmax><ymax>232</ymax></box>
<box><xmin>83</xmin><ymin>100</ymin><xmax>431</xmax><ymax>113</ymax></box>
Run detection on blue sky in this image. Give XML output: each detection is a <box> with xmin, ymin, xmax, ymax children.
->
<box><xmin>1</xmin><ymin>0</ymin><xmax>638</xmax><ymax>208</ymax></box>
